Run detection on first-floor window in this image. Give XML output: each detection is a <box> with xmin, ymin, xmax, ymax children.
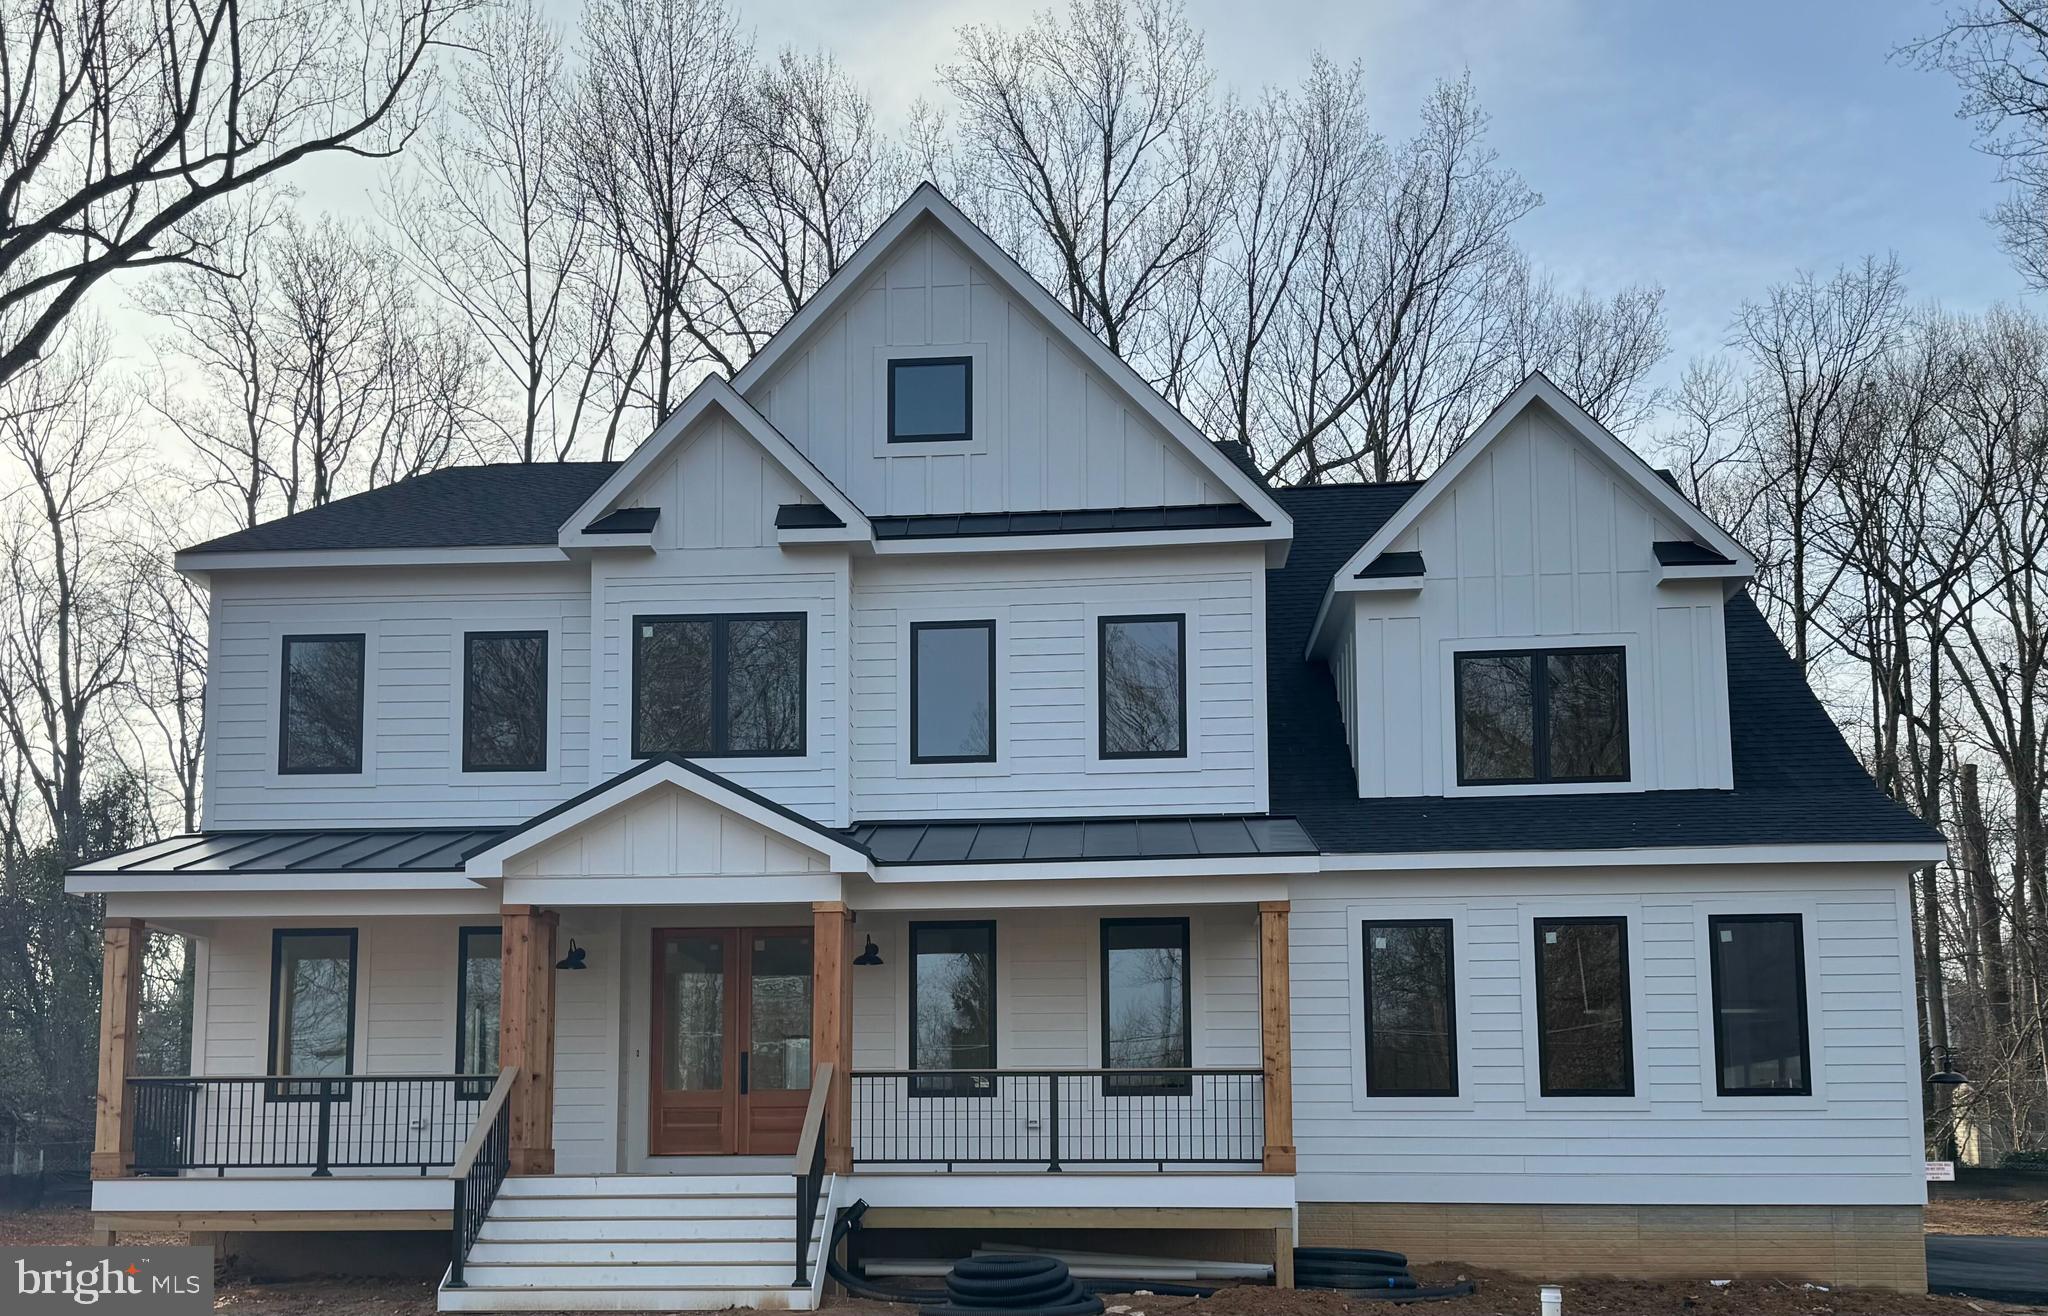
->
<box><xmin>633</xmin><ymin>613</ymin><xmax>805</xmax><ymax>757</ymax></box>
<box><xmin>1362</xmin><ymin>919</ymin><xmax>1456</xmax><ymax>1097</ymax></box>
<box><xmin>1533</xmin><ymin>917</ymin><xmax>1633</xmax><ymax>1097</ymax></box>
<box><xmin>279</xmin><ymin>635</ymin><xmax>365</xmax><ymax>774</ymax></box>
<box><xmin>1101</xmin><ymin>918</ymin><xmax>1190</xmax><ymax>1095</ymax></box>
<box><xmin>457</xmin><ymin>927</ymin><xmax>502</xmax><ymax>1096</ymax></box>
<box><xmin>269</xmin><ymin>929</ymin><xmax>357</xmax><ymax>1097</ymax></box>
<box><xmin>1709</xmin><ymin>914</ymin><xmax>1812</xmax><ymax>1096</ymax></box>
<box><xmin>911</xmin><ymin>621</ymin><xmax>996</xmax><ymax>763</ymax></box>
<box><xmin>909</xmin><ymin>921</ymin><xmax>996</xmax><ymax>1096</ymax></box>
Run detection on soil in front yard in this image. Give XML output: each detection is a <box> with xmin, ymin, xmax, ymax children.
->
<box><xmin>3</xmin><ymin>1206</ymin><xmax>2044</xmax><ymax>1316</ymax></box>
<box><xmin>1926</xmin><ymin>1198</ymin><xmax>2048</xmax><ymax>1238</ymax></box>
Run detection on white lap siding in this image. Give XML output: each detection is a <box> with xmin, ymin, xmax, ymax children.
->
<box><xmin>1289</xmin><ymin>865</ymin><xmax>1924</xmax><ymax>1207</ymax></box>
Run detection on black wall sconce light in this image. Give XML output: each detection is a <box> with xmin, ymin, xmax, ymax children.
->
<box><xmin>853</xmin><ymin>936</ymin><xmax>883</xmax><ymax>966</ymax></box>
<box><xmin>555</xmin><ymin>940</ymin><xmax>587</xmax><ymax>971</ymax></box>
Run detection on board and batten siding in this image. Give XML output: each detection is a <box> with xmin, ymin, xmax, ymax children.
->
<box><xmin>748</xmin><ymin>218</ymin><xmax>1234</xmax><ymax>517</ymax></box>
<box><xmin>1290</xmin><ymin>866</ymin><xmax>1925</xmax><ymax>1208</ymax></box>
<box><xmin>1344</xmin><ymin>404</ymin><xmax>1733</xmax><ymax>797</ymax></box>
<box><xmin>202</xmin><ymin>564</ymin><xmax>594</xmax><ymax>829</ymax></box>
<box><xmin>850</xmin><ymin>546</ymin><xmax>1268</xmax><ymax>818</ymax></box>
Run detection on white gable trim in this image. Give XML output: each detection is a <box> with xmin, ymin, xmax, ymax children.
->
<box><xmin>558</xmin><ymin>376</ymin><xmax>870</xmax><ymax>549</ymax></box>
<box><xmin>731</xmin><ymin>184</ymin><xmax>1292</xmax><ymax>541</ymax></box>
<box><xmin>1330</xmin><ymin>373</ymin><xmax>1753</xmax><ymax>592</ymax></box>
<box><xmin>464</xmin><ymin>759</ymin><xmax>874</xmax><ymax>877</ymax></box>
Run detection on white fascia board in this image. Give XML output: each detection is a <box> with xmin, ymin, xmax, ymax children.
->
<box><xmin>848</xmin><ymin>873</ymin><xmax>1290</xmax><ymax>910</ymax></box>
<box><xmin>502</xmin><ymin>873</ymin><xmax>845</xmax><ymax>907</ymax></box>
<box><xmin>565</xmin><ymin>533</ymin><xmax>655</xmax><ymax>552</ymax></box>
<box><xmin>1329</xmin><ymin>373</ymin><xmax>1755</xmax><ymax>589</ymax></box>
<box><xmin>731</xmin><ymin>184</ymin><xmax>1293</xmax><ymax>539</ymax></box>
<box><xmin>1656</xmin><ymin>561</ymin><xmax>1748</xmax><ymax>585</ymax></box>
<box><xmin>871</xmin><ymin>523</ymin><xmax>1284</xmax><ymax>557</ymax></box>
<box><xmin>175</xmin><ymin>545</ymin><xmax>570</xmax><ymax>575</ymax></box>
<box><xmin>1346</xmin><ymin>575</ymin><xmax>1424</xmax><ymax>593</ymax></box>
<box><xmin>847</xmin><ymin>1171</ymin><xmax>1294</xmax><ymax>1211</ymax></box>
<box><xmin>558</xmin><ymin>376</ymin><xmax>870</xmax><ymax>548</ymax></box>
<box><xmin>867</xmin><ymin>854</ymin><xmax>1318</xmax><ymax>885</ymax></box>
<box><xmin>464</xmin><ymin>759</ymin><xmax>873</xmax><ymax>877</ymax></box>
<box><xmin>777</xmin><ymin>525</ymin><xmax>872</xmax><ymax>547</ymax></box>
<box><xmin>1314</xmin><ymin>840</ymin><xmax>1949</xmax><ymax>872</ymax></box>
<box><xmin>94</xmin><ymin>1176</ymin><xmax>450</xmax><ymax>1215</ymax></box>
<box><xmin>105</xmin><ymin>890</ymin><xmax>499</xmax><ymax>920</ymax></box>
<box><xmin>67</xmin><ymin>871</ymin><xmax>487</xmax><ymax>896</ymax></box>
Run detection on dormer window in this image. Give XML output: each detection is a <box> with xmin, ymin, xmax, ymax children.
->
<box><xmin>1455</xmin><ymin>646</ymin><xmax>1627</xmax><ymax>786</ymax></box>
<box><xmin>888</xmin><ymin>357</ymin><xmax>972</xmax><ymax>443</ymax></box>
<box><xmin>633</xmin><ymin>613</ymin><xmax>805</xmax><ymax>758</ymax></box>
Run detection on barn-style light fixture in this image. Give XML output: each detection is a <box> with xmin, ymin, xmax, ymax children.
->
<box><xmin>853</xmin><ymin>937</ymin><xmax>883</xmax><ymax>967</ymax></box>
<box><xmin>555</xmin><ymin>940</ymin><xmax>587</xmax><ymax>971</ymax></box>
<box><xmin>1930</xmin><ymin>1047</ymin><xmax>1967</xmax><ymax>1087</ymax></box>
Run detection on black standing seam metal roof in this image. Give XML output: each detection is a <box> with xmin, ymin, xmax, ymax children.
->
<box><xmin>775</xmin><ymin>503</ymin><xmax>848</xmax><ymax>530</ymax></box>
<box><xmin>867</xmin><ymin>503</ymin><xmax>1265</xmax><ymax>540</ymax></box>
<box><xmin>69</xmin><ymin>828</ymin><xmax>504</xmax><ymax>875</ymax></box>
<box><xmin>844</xmin><ymin>816</ymin><xmax>1317</xmax><ymax>865</ymax></box>
<box><xmin>181</xmin><ymin>463</ymin><xmax>621</xmax><ymax>556</ymax></box>
<box><xmin>1267</xmin><ymin>484</ymin><xmax>1941</xmax><ymax>853</ymax></box>
<box><xmin>1358</xmin><ymin>550</ymin><xmax>1425</xmax><ymax>579</ymax></box>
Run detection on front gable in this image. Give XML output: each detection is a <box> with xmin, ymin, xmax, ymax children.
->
<box><xmin>734</xmin><ymin>186</ymin><xmax>1291</xmax><ymax>536</ymax></box>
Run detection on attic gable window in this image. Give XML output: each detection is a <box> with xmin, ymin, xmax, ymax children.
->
<box><xmin>1455</xmin><ymin>647</ymin><xmax>1628</xmax><ymax>786</ymax></box>
<box><xmin>633</xmin><ymin>613</ymin><xmax>806</xmax><ymax>758</ymax></box>
<box><xmin>279</xmin><ymin>634</ymin><xmax>365</xmax><ymax>775</ymax></box>
<box><xmin>888</xmin><ymin>357</ymin><xmax>972</xmax><ymax>442</ymax></box>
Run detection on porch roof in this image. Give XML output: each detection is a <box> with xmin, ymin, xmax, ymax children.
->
<box><xmin>845</xmin><ymin>815</ymin><xmax>1315</xmax><ymax>865</ymax></box>
<box><xmin>69</xmin><ymin>828</ymin><xmax>498</xmax><ymax>876</ymax></box>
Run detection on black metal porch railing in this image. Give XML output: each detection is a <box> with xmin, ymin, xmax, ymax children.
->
<box><xmin>127</xmin><ymin>1075</ymin><xmax>491</xmax><ymax>1176</ymax></box>
<box><xmin>850</xmin><ymin>1068</ymin><xmax>1263</xmax><ymax>1170</ymax></box>
<box><xmin>447</xmin><ymin>1069</ymin><xmax>516</xmax><ymax>1292</ymax></box>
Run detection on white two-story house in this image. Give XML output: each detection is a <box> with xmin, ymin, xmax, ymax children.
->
<box><xmin>68</xmin><ymin>185</ymin><xmax>1945</xmax><ymax>1309</ymax></box>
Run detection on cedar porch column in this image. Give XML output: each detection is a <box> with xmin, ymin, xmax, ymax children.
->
<box><xmin>91</xmin><ymin>917</ymin><xmax>146</xmax><ymax>1180</ymax></box>
<box><xmin>1258</xmin><ymin>900</ymin><xmax>1296</xmax><ymax>1174</ymax></box>
<box><xmin>500</xmin><ymin>905</ymin><xmax>558</xmax><ymax>1176</ymax></box>
<box><xmin>811</xmin><ymin>901</ymin><xmax>853</xmax><ymax>1174</ymax></box>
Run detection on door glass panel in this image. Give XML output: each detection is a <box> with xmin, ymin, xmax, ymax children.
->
<box><xmin>661</xmin><ymin>936</ymin><xmax>725</xmax><ymax>1091</ymax></box>
<box><xmin>749</xmin><ymin>932</ymin><xmax>813</xmax><ymax>1090</ymax></box>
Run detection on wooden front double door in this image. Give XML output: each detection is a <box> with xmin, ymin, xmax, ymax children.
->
<box><xmin>649</xmin><ymin>927</ymin><xmax>814</xmax><ymax>1157</ymax></box>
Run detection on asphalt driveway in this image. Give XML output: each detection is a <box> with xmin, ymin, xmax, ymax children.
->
<box><xmin>1927</xmin><ymin>1234</ymin><xmax>2048</xmax><ymax>1305</ymax></box>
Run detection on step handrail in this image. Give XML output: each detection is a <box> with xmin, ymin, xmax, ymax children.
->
<box><xmin>790</xmin><ymin>1062</ymin><xmax>833</xmax><ymax>1288</ymax></box>
<box><xmin>448</xmin><ymin>1067</ymin><xmax>519</xmax><ymax>1181</ymax></box>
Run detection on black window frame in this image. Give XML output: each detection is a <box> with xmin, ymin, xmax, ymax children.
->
<box><xmin>461</xmin><ymin>630</ymin><xmax>550</xmax><ymax>774</ymax></box>
<box><xmin>1099</xmin><ymin>916</ymin><xmax>1193</xmax><ymax>1097</ymax></box>
<box><xmin>910</xmin><ymin>619</ymin><xmax>998</xmax><ymax>765</ymax></box>
<box><xmin>455</xmin><ymin>925</ymin><xmax>502</xmax><ymax>1100</ymax></box>
<box><xmin>907</xmin><ymin>919</ymin><xmax>998</xmax><ymax>1098</ymax></box>
<box><xmin>1707</xmin><ymin>912</ymin><xmax>1814</xmax><ymax>1098</ymax></box>
<box><xmin>1361</xmin><ymin>917</ymin><xmax>1458</xmax><ymax>1099</ymax></box>
<box><xmin>266</xmin><ymin>927</ymin><xmax>359</xmax><ymax>1103</ymax></box>
<box><xmin>630</xmin><ymin>611</ymin><xmax>808</xmax><ymax>759</ymax></box>
<box><xmin>1532</xmin><ymin>915</ymin><xmax>1635</xmax><ymax>1098</ymax></box>
<box><xmin>1453</xmin><ymin>644</ymin><xmax>1630</xmax><ymax>786</ymax></box>
<box><xmin>887</xmin><ymin>356</ymin><xmax>974</xmax><ymax>443</ymax></box>
<box><xmin>1096</xmin><ymin>613</ymin><xmax>1189</xmax><ymax>761</ymax></box>
<box><xmin>277</xmin><ymin>633</ymin><xmax>366</xmax><ymax>776</ymax></box>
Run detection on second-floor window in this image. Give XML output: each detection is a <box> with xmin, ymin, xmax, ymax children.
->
<box><xmin>1455</xmin><ymin>646</ymin><xmax>1628</xmax><ymax>786</ymax></box>
<box><xmin>279</xmin><ymin>634</ymin><xmax>365</xmax><ymax>775</ymax></box>
<box><xmin>463</xmin><ymin>632</ymin><xmax>548</xmax><ymax>772</ymax></box>
<box><xmin>633</xmin><ymin>613</ymin><xmax>805</xmax><ymax>758</ymax></box>
<box><xmin>889</xmin><ymin>357</ymin><xmax>972</xmax><ymax>442</ymax></box>
<box><xmin>911</xmin><ymin>621</ymin><xmax>996</xmax><ymax>763</ymax></box>
<box><xmin>1099</xmin><ymin>614</ymin><xmax>1186</xmax><ymax>758</ymax></box>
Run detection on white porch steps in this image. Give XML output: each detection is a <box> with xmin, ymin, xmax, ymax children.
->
<box><xmin>437</xmin><ymin>1173</ymin><xmax>828</xmax><ymax>1313</ymax></box>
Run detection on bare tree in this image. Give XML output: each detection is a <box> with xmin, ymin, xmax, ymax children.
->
<box><xmin>943</xmin><ymin>0</ymin><xmax>1224</xmax><ymax>385</ymax></box>
<box><xmin>0</xmin><ymin>0</ymin><xmax>484</xmax><ymax>387</ymax></box>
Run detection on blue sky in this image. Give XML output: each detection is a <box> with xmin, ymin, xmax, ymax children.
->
<box><xmin>746</xmin><ymin>0</ymin><xmax>2028</xmax><ymax>382</ymax></box>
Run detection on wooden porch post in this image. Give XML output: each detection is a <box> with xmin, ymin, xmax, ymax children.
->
<box><xmin>1259</xmin><ymin>900</ymin><xmax>1296</xmax><ymax>1174</ymax></box>
<box><xmin>811</xmin><ymin>901</ymin><xmax>853</xmax><ymax>1173</ymax></box>
<box><xmin>500</xmin><ymin>905</ymin><xmax>558</xmax><ymax>1176</ymax></box>
<box><xmin>91</xmin><ymin>917</ymin><xmax>145</xmax><ymax>1180</ymax></box>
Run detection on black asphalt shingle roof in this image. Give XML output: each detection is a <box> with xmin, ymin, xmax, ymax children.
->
<box><xmin>1269</xmin><ymin>485</ymin><xmax>1941</xmax><ymax>853</ymax></box>
<box><xmin>181</xmin><ymin>463</ymin><xmax>619</xmax><ymax>555</ymax></box>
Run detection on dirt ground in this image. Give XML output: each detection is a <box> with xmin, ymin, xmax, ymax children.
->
<box><xmin>1925</xmin><ymin>1199</ymin><xmax>2048</xmax><ymax>1238</ymax></box>
<box><xmin>3</xmin><ymin>1206</ymin><xmax>2045</xmax><ymax>1316</ymax></box>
